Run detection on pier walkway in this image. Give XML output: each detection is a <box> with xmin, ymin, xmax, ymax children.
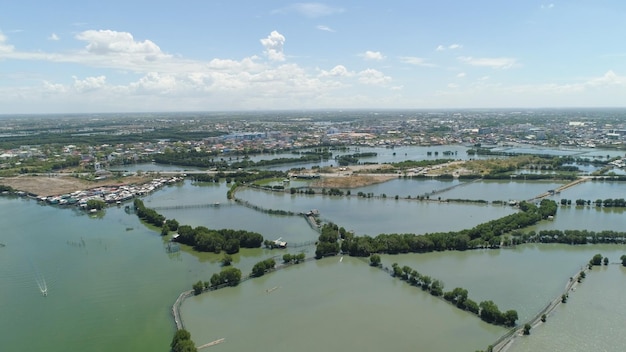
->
<box><xmin>151</xmin><ymin>203</ymin><xmax>233</xmax><ymax>211</ymax></box>
<box><xmin>197</xmin><ymin>338</ymin><xmax>225</xmax><ymax>349</ymax></box>
<box><xmin>528</xmin><ymin>177</ymin><xmax>589</xmax><ymax>201</ymax></box>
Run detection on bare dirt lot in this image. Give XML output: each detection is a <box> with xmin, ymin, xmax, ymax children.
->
<box><xmin>309</xmin><ymin>164</ymin><xmax>398</xmax><ymax>188</ymax></box>
<box><xmin>1</xmin><ymin>174</ymin><xmax>152</xmax><ymax>196</ymax></box>
<box><xmin>311</xmin><ymin>174</ymin><xmax>397</xmax><ymax>189</ymax></box>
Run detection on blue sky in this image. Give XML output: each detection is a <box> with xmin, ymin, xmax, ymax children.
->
<box><xmin>1</xmin><ymin>1</ymin><xmax>625</xmax><ymax>113</ymax></box>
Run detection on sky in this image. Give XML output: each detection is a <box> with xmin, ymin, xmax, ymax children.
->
<box><xmin>1</xmin><ymin>1</ymin><xmax>626</xmax><ymax>114</ymax></box>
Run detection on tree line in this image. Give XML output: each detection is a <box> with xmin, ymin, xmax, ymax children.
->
<box><xmin>339</xmin><ymin>200</ymin><xmax>557</xmax><ymax>256</ymax></box>
<box><xmin>132</xmin><ymin>198</ymin><xmax>264</xmax><ymax>254</ymax></box>
<box><xmin>385</xmin><ymin>261</ymin><xmax>518</xmax><ymax>328</ymax></box>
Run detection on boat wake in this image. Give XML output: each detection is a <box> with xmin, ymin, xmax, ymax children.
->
<box><xmin>30</xmin><ymin>259</ymin><xmax>48</xmax><ymax>297</ymax></box>
<box><xmin>35</xmin><ymin>271</ymin><xmax>48</xmax><ymax>296</ymax></box>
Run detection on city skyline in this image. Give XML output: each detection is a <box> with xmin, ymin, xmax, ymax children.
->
<box><xmin>1</xmin><ymin>1</ymin><xmax>626</xmax><ymax>113</ymax></box>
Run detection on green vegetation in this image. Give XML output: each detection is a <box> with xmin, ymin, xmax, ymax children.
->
<box><xmin>523</xmin><ymin>323</ymin><xmax>531</xmax><ymax>335</ymax></box>
<box><xmin>0</xmin><ymin>185</ymin><xmax>15</xmax><ymax>193</ymax></box>
<box><xmin>86</xmin><ymin>199</ymin><xmax>106</xmax><ymax>210</ymax></box>
<box><xmin>209</xmin><ymin>267</ymin><xmax>242</xmax><ymax>288</ymax></box>
<box><xmin>282</xmin><ymin>253</ymin><xmax>306</xmax><ymax>264</ymax></box>
<box><xmin>315</xmin><ymin>223</ymin><xmax>341</xmax><ymax>258</ymax></box>
<box><xmin>251</xmin><ymin>258</ymin><xmax>276</xmax><ymax>277</ymax></box>
<box><xmin>221</xmin><ymin>254</ymin><xmax>233</xmax><ymax>266</ymax></box>
<box><xmin>590</xmin><ymin>253</ymin><xmax>604</xmax><ymax>266</ymax></box>
<box><xmin>175</xmin><ymin>225</ymin><xmax>263</xmax><ymax>254</ymax></box>
<box><xmin>170</xmin><ymin>329</ymin><xmax>197</xmax><ymax>352</ymax></box>
<box><xmin>389</xmin><ymin>262</ymin><xmax>517</xmax><ymax>328</ymax></box>
<box><xmin>369</xmin><ymin>254</ymin><xmax>381</xmax><ymax>267</ymax></box>
<box><xmin>133</xmin><ymin>199</ymin><xmax>165</xmax><ymax>227</ymax></box>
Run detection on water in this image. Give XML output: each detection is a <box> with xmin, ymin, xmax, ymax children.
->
<box><xmin>181</xmin><ymin>256</ymin><xmax>505</xmax><ymax>352</ymax></box>
<box><xmin>0</xmin><ymin>197</ymin><xmax>217</xmax><ymax>352</ymax></box>
<box><xmin>235</xmin><ymin>186</ymin><xmax>518</xmax><ymax>236</ymax></box>
<box><xmin>437</xmin><ymin>180</ymin><xmax>566</xmax><ymax>202</ymax></box>
<box><xmin>2</xmin><ymin>177</ymin><xmax>626</xmax><ymax>352</ymax></box>
<box><xmin>508</xmin><ymin>264</ymin><xmax>626</xmax><ymax>352</ymax></box>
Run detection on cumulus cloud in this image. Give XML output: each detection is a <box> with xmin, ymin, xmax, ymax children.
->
<box><xmin>273</xmin><ymin>3</ymin><xmax>344</xmax><ymax>18</ymax></box>
<box><xmin>399</xmin><ymin>56</ymin><xmax>436</xmax><ymax>67</ymax></box>
<box><xmin>0</xmin><ymin>32</ymin><xmax>15</xmax><ymax>53</ymax></box>
<box><xmin>48</xmin><ymin>33</ymin><xmax>60</xmax><ymax>41</ymax></box>
<box><xmin>75</xmin><ymin>30</ymin><xmax>166</xmax><ymax>61</ymax></box>
<box><xmin>362</xmin><ymin>51</ymin><xmax>384</xmax><ymax>61</ymax></box>
<box><xmin>318</xmin><ymin>65</ymin><xmax>353</xmax><ymax>77</ymax></box>
<box><xmin>316</xmin><ymin>25</ymin><xmax>335</xmax><ymax>32</ymax></box>
<box><xmin>73</xmin><ymin>75</ymin><xmax>107</xmax><ymax>92</ymax></box>
<box><xmin>458</xmin><ymin>56</ymin><xmax>517</xmax><ymax>69</ymax></box>
<box><xmin>260</xmin><ymin>31</ymin><xmax>286</xmax><ymax>62</ymax></box>
<box><xmin>358</xmin><ymin>68</ymin><xmax>391</xmax><ymax>85</ymax></box>
<box><xmin>457</xmin><ymin>72</ymin><xmax>466</xmax><ymax>78</ymax></box>
<box><xmin>586</xmin><ymin>70</ymin><xmax>625</xmax><ymax>87</ymax></box>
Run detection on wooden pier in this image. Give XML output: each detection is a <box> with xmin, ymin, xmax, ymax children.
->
<box><xmin>197</xmin><ymin>338</ymin><xmax>225</xmax><ymax>349</ymax></box>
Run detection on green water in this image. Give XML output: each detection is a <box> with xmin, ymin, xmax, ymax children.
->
<box><xmin>181</xmin><ymin>256</ymin><xmax>506</xmax><ymax>352</ymax></box>
<box><xmin>508</xmin><ymin>265</ymin><xmax>626</xmax><ymax>352</ymax></box>
<box><xmin>2</xmin><ymin>177</ymin><xmax>626</xmax><ymax>352</ymax></box>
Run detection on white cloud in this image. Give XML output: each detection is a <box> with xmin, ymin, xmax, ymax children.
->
<box><xmin>316</xmin><ymin>25</ymin><xmax>335</xmax><ymax>32</ymax></box>
<box><xmin>541</xmin><ymin>3</ymin><xmax>555</xmax><ymax>9</ymax></box>
<box><xmin>586</xmin><ymin>70</ymin><xmax>625</xmax><ymax>87</ymax></box>
<box><xmin>362</xmin><ymin>51</ymin><xmax>385</xmax><ymax>61</ymax></box>
<box><xmin>75</xmin><ymin>30</ymin><xmax>168</xmax><ymax>62</ymax></box>
<box><xmin>42</xmin><ymin>80</ymin><xmax>67</xmax><ymax>94</ymax></box>
<box><xmin>0</xmin><ymin>32</ymin><xmax>15</xmax><ymax>53</ymax></box>
<box><xmin>318</xmin><ymin>65</ymin><xmax>353</xmax><ymax>77</ymax></box>
<box><xmin>48</xmin><ymin>33</ymin><xmax>60</xmax><ymax>41</ymax></box>
<box><xmin>73</xmin><ymin>75</ymin><xmax>106</xmax><ymax>92</ymax></box>
<box><xmin>436</xmin><ymin>44</ymin><xmax>463</xmax><ymax>51</ymax></box>
<box><xmin>358</xmin><ymin>68</ymin><xmax>391</xmax><ymax>85</ymax></box>
<box><xmin>399</xmin><ymin>56</ymin><xmax>436</xmax><ymax>67</ymax></box>
<box><xmin>260</xmin><ymin>31</ymin><xmax>286</xmax><ymax>62</ymax></box>
<box><xmin>458</xmin><ymin>56</ymin><xmax>517</xmax><ymax>69</ymax></box>
<box><xmin>457</xmin><ymin>72</ymin><xmax>466</xmax><ymax>78</ymax></box>
<box><xmin>447</xmin><ymin>83</ymin><xmax>460</xmax><ymax>89</ymax></box>
<box><xmin>273</xmin><ymin>3</ymin><xmax>345</xmax><ymax>18</ymax></box>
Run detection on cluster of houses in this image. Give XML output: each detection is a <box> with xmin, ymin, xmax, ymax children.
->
<box><xmin>38</xmin><ymin>176</ymin><xmax>183</xmax><ymax>208</ymax></box>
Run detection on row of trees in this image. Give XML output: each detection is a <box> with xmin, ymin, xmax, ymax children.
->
<box><xmin>510</xmin><ymin>229</ymin><xmax>626</xmax><ymax>245</ymax></box>
<box><xmin>192</xmin><ymin>267</ymin><xmax>244</xmax><ymax>294</ymax></box>
<box><xmin>134</xmin><ymin>187</ymin><xmax>265</xmax><ymax>255</ymax></box>
<box><xmin>561</xmin><ymin>198</ymin><xmax>626</xmax><ymax>207</ymax></box>
<box><xmin>339</xmin><ymin>200</ymin><xmax>557</xmax><ymax>256</ymax></box>
<box><xmin>134</xmin><ymin>198</ymin><xmax>166</xmax><ymax>227</ymax></box>
<box><xmin>388</xmin><ymin>262</ymin><xmax>518</xmax><ymax>327</ymax></box>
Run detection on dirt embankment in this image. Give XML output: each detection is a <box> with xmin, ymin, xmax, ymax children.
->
<box><xmin>0</xmin><ymin>174</ymin><xmax>152</xmax><ymax>197</ymax></box>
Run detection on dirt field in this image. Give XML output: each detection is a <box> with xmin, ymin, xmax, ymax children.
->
<box><xmin>0</xmin><ymin>174</ymin><xmax>152</xmax><ymax>197</ymax></box>
<box><xmin>311</xmin><ymin>174</ymin><xmax>397</xmax><ymax>188</ymax></box>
